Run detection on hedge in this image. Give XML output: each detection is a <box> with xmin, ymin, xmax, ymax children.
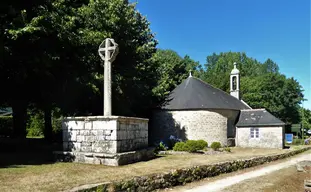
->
<box><xmin>72</xmin><ymin>147</ymin><xmax>311</xmax><ymax>192</ymax></box>
<box><xmin>173</xmin><ymin>140</ymin><xmax>208</xmax><ymax>152</ymax></box>
<box><xmin>211</xmin><ymin>142</ymin><xmax>221</xmax><ymax>151</ymax></box>
<box><xmin>0</xmin><ymin>116</ymin><xmax>13</xmax><ymax>137</ymax></box>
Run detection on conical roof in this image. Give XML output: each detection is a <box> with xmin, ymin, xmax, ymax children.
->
<box><xmin>160</xmin><ymin>77</ymin><xmax>250</xmax><ymax>110</ymax></box>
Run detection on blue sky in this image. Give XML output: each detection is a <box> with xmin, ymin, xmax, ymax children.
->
<box><xmin>134</xmin><ymin>0</ymin><xmax>311</xmax><ymax>109</ymax></box>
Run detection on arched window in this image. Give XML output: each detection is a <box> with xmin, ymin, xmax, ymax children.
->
<box><xmin>232</xmin><ymin>76</ymin><xmax>237</xmax><ymax>90</ymax></box>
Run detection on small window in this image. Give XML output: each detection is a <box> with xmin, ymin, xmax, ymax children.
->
<box><xmin>250</xmin><ymin>128</ymin><xmax>259</xmax><ymax>138</ymax></box>
<box><xmin>232</xmin><ymin>76</ymin><xmax>237</xmax><ymax>90</ymax></box>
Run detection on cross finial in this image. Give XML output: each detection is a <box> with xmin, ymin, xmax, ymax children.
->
<box><xmin>189</xmin><ymin>70</ymin><xmax>192</xmax><ymax>77</ymax></box>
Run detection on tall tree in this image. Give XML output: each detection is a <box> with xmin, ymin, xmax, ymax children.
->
<box><xmin>201</xmin><ymin>52</ymin><xmax>263</xmax><ymax>93</ymax></box>
<box><xmin>2</xmin><ymin>0</ymin><xmax>158</xmax><ymax>139</ymax></box>
<box><xmin>151</xmin><ymin>49</ymin><xmax>199</xmax><ymax>103</ymax></box>
<box><xmin>241</xmin><ymin>74</ymin><xmax>304</xmax><ymax>124</ymax></box>
<box><xmin>262</xmin><ymin>58</ymin><xmax>279</xmax><ymax>74</ymax></box>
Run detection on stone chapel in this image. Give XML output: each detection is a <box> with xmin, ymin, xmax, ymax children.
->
<box><xmin>149</xmin><ymin>63</ymin><xmax>285</xmax><ymax>149</ymax></box>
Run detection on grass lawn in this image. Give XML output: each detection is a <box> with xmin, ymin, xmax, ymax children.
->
<box><xmin>158</xmin><ymin>149</ymin><xmax>311</xmax><ymax>192</ymax></box>
<box><xmin>0</xmin><ymin>147</ymin><xmax>298</xmax><ymax>192</ymax></box>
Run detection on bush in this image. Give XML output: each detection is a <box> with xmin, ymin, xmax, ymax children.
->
<box><xmin>27</xmin><ymin>112</ymin><xmax>44</xmax><ymax>137</ymax></box>
<box><xmin>154</xmin><ymin>141</ymin><xmax>168</xmax><ymax>153</ymax></box>
<box><xmin>173</xmin><ymin>140</ymin><xmax>208</xmax><ymax>152</ymax></box>
<box><xmin>0</xmin><ymin>116</ymin><xmax>13</xmax><ymax>137</ymax></box>
<box><xmin>173</xmin><ymin>142</ymin><xmax>188</xmax><ymax>151</ymax></box>
<box><xmin>223</xmin><ymin>146</ymin><xmax>231</xmax><ymax>152</ymax></box>
<box><xmin>292</xmin><ymin>139</ymin><xmax>304</xmax><ymax>145</ymax></box>
<box><xmin>211</xmin><ymin>142</ymin><xmax>221</xmax><ymax>151</ymax></box>
<box><xmin>168</xmin><ymin>135</ymin><xmax>182</xmax><ymax>149</ymax></box>
<box><xmin>197</xmin><ymin>140</ymin><xmax>208</xmax><ymax>148</ymax></box>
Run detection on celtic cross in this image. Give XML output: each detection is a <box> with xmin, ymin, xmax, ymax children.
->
<box><xmin>98</xmin><ymin>38</ymin><xmax>119</xmax><ymax>116</ymax></box>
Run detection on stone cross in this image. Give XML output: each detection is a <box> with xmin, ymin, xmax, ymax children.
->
<box><xmin>98</xmin><ymin>38</ymin><xmax>119</xmax><ymax>116</ymax></box>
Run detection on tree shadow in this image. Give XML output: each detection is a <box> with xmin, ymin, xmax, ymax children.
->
<box><xmin>148</xmin><ymin>110</ymin><xmax>187</xmax><ymax>148</ymax></box>
<box><xmin>0</xmin><ymin>137</ymin><xmax>62</xmax><ymax>168</ymax></box>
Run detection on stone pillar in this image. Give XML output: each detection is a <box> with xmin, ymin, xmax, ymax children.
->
<box><xmin>98</xmin><ymin>38</ymin><xmax>119</xmax><ymax>116</ymax></box>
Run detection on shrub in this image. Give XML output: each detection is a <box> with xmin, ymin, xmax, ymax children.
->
<box><xmin>154</xmin><ymin>141</ymin><xmax>168</xmax><ymax>153</ymax></box>
<box><xmin>168</xmin><ymin>135</ymin><xmax>182</xmax><ymax>149</ymax></box>
<box><xmin>27</xmin><ymin>112</ymin><xmax>44</xmax><ymax>137</ymax></box>
<box><xmin>223</xmin><ymin>146</ymin><xmax>231</xmax><ymax>152</ymax></box>
<box><xmin>173</xmin><ymin>140</ymin><xmax>208</xmax><ymax>152</ymax></box>
<box><xmin>292</xmin><ymin>139</ymin><xmax>304</xmax><ymax>145</ymax></box>
<box><xmin>197</xmin><ymin>140</ymin><xmax>208</xmax><ymax>148</ymax></box>
<box><xmin>0</xmin><ymin>116</ymin><xmax>13</xmax><ymax>137</ymax></box>
<box><xmin>211</xmin><ymin>142</ymin><xmax>221</xmax><ymax>151</ymax></box>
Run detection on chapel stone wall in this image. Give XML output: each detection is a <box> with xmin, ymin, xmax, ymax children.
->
<box><xmin>236</xmin><ymin>126</ymin><xmax>285</xmax><ymax>149</ymax></box>
<box><xmin>149</xmin><ymin>110</ymin><xmax>237</xmax><ymax>147</ymax></box>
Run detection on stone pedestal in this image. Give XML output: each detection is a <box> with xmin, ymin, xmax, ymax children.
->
<box><xmin>53</xmin><ymin>116</ymin><xmax>154</xmax><ymax>166</ymax></box>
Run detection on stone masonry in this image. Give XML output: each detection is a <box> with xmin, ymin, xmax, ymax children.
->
<box><xmin>236</xmin><ymin>126</ymin><xmax>285</xmax><ymax>149</ymax></box>
<box><xmin>149</xmin><ymin>109</ymin><xmax>239</xmax><ymax>147</ymax></box>
<box><xmin>55</xmin><ymin>116</ymin><xmax>154</xmax><ymax>166</ymax></box>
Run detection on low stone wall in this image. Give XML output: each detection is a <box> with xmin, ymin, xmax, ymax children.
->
<box><xmin>69</xmin><ymin>147</ymin><xmax>311</xmax><ymax>192</ymax></box>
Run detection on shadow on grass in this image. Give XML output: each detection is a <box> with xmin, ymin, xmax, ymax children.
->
<box><xmin>0</xmin><ymin>138</ymin><xmax>62</xmax><ymax>168</ymax></box>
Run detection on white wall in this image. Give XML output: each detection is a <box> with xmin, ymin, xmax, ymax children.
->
<box><xmin>62</xmin><ymin>116</ymin><xmax>149</xmax><ymax>153</ymax></box>
<box><xmin>236</xmin><ymin>126</ymin><xmax>284</xmax><ymax>149</ymax></box>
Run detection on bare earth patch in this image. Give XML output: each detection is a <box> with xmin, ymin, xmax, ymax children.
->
<box><xmin>0</xmin><ymin>147</ymin><xmax>299</xmax><ymax>192</ymax></box>
<box><xmin>224</xmin><ymin>164</ymin><xmax>311</xmax><ymax>192</ymax></box>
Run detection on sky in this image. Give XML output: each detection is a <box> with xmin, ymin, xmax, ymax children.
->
<box><xmin>134</xmin><ymin>0</ymin><xmax>311</xmax><ymax>109</ymax></box>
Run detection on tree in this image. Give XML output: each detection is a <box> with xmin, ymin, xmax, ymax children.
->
<box><xmin>151</xmin><ymin>49</ymin><xmax>199</xmax><ymax>103</ymax></box>
<box><xmin>0</xmin><ymin>0</ymin><xmax>51</xmax><ymax>138</ymax></box>
<box><xmin>301</xmin><ymin>108</ymin><xmax>311</xmax><ymax>130</ymax></box>
<box><xmin>262</xmin><ymin>58</ymin><xmax>279</xmax><ymax>74</ymax></box>
<box><xmin>200</xmin><ymin>51</ymin><xmax>303</xmax><ymax>124</ymax></box>
<box><xmin>241</xmin><ymin>73</ymin><xmax>304</xmax><ymax>124</ymax></box>
<box><xmin>2</xmin><ymin>0</ymin><xmax>158</xmax><ymax>139</ymax></box>
<box><xmin>201</xmin><ymin>52</ymin><xmax>263</xmax><ymax>93</ymax></box>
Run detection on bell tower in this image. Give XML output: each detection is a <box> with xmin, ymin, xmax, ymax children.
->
<box><xmin>230</xmin><ymin>62</ymin><xmax>240</xmax><ymax>100</ymax></box>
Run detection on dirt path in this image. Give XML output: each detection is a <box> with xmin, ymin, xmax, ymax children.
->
<box><xmin>166</xmin><ymin>152</ymin><xmax>311</xmax><ymax>192</ymax></box>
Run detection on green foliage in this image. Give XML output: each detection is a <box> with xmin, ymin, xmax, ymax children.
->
<box><xmin>0</xmin><ymin>116</ymin><xmax>13</xmax><ymax>137</ymax></box>
<box><xmin>196</xmin><ymin>140</ymin><xmax>208</xmax><ymax>148</ymax></box>
<box><xmin>173</xmin><ymin>142</ymin><xmax>188</xmax><ymax>152</ymax></box>
<box><xmin>151</xmin><ymin>49</ymin><xmax>200</xmax><ymax>103</ymax></box>
<box><xmin>301</xmin><ymin>108</ymin><xmax>311</xmax><ymax>130</ymax></box>
<box><xmin>291</xmin><ymin>139</ymin><xmax>304</xmax><ymax>145</ymax></box>
<box><xmin>199</xmin><ymin>52</ymin><xmax>304</xmax><ymax>125</ymax></box>
<box><xmin>223</xmin><ymin>146</ymin><xmax>231</xmax><ymax>152</ymax></box>
<box><xmin>173</xmin><ymin>140</ymin><xmax>208</xmax><ymax>152</ymax></box>
<box><xmin>241</xmin><ymin>74</ymin><xmax>303</xmax><ymax>124</ymax></box>
<box><xmin>27</xmin><ymin>112</ymin><xmax>44</xmax><ymax>137</ymax></box>
<box><xmin>154</xmin><ymin>141</ymin><xmax>168</xmax><ymax>154</ymax></box>
<box><xmin>211</xmin><ymin>142</ymin><xmax>221</xmax><ymax>151</ymax></box>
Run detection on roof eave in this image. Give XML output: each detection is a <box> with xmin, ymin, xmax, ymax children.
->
<box><xmin>236</xmin><ymin>123</ymin><xmax>286</xmax><ymax>127</ymax></box>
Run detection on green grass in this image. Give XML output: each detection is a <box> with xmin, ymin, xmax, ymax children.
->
<box><xmin>0</xmin><ymin>147</ymin><xmax>291</xmax><ymax>192</ymax></box>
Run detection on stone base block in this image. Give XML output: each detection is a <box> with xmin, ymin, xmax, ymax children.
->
<box><xmin>53</xmin><ymin>148</ymin><xmax>155</xmax><ymax>166</ymax></box>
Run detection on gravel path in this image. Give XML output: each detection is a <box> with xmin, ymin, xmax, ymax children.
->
<box><xmin>182</xmin><ymin>153</ymin><xmax>311</xmax><ymax>192</ymax></box>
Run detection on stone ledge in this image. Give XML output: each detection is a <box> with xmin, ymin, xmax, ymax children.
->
<box><xmin>63</xmin><ymin>116</ymin><xmax>149</xmax><ymax>122</ymax></box>
<box><xmin>54</xmin><ymin>147</ymin><xmax>155</xmax><ymax>166</ymax></box>
<box><xmin>68</xmin><ymin>146</ymin><xmax>311</xmax><ymax>192</ymax></box>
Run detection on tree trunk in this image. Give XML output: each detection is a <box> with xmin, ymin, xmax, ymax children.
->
<box><xmin>44</xmin><ymin>106</ymin><xmax>53</xmax><ymax>142</ymax></box>
<box><xmin>12</xmin><ymin>102</ymin><xmax>27</xmax><ymax>139</ymax></box>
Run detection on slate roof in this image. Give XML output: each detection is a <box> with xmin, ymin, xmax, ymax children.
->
<box><xmin>160</xmin><ymin>76</ymin><xmax>251</xmax><ymax>110</ymax></box>
<box><xmin>236</xmin><ymin>109</ymin><xmax>285</xmax><ymax>127</ymax></box>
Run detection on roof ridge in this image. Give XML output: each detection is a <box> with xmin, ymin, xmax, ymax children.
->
<box><xmin>241</xmin><ymin>108</ymin><xmax>266</xmax><ymax>111</ymax></box>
